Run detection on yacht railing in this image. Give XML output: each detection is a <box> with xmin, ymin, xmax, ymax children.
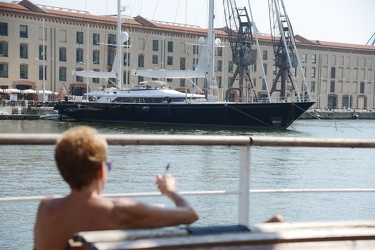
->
<box><xmin>0</xmin><ymin>134</ymin><xmax>375</xmax><ymax>226</ymax></box>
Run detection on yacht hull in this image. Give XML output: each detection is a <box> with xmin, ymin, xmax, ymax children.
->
<box><xmin>54</xmin><ymin>101</ymin><xmax>314</xmax><ymax>129</ymax></box>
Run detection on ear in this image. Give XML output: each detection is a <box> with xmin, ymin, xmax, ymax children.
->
<box><xmin>97</xmin><ymin>163</ymin><xmax>105</xmax><ymax>178</ymax></box>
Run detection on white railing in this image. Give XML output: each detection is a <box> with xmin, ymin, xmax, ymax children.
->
<box><xmin>1</xmin><ymin>134</ymin><xmax>375</xmax><ymax>225</ymax></box>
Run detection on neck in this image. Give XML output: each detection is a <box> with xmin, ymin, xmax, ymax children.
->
<box><xmin>70</xmin><ymin>179</ymin><xmax>103</xmax><ymax>198</ymax></box>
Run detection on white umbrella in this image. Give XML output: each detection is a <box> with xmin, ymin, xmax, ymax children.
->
<box><xmin>37</xmin><ymin>90</ymin><xmax>53</xmax><ymax>95</ymax></box>
<box><xmin>22</xmin><ymin>89</ymin><xmax>36</xmax><ymax>94</ymax></box>
<box><xmin>5</xmin><ymin>88</ymin><xmax>21</xmax><ymax>94</ymax></box>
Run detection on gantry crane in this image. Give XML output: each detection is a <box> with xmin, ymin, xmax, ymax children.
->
<box><xmin>268</xmin><ymin>0</ymin><xmax>310</xmax><ymax>101</ymax></box>
<box><xmin>223</xmin><ymin>0</ymin><xmax>257</xmax><ymax>102</ymax></box>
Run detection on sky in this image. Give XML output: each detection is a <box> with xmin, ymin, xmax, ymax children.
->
<box><xmin>5</xmin><ymin>0</ymin><xmax>375</xmax><ymax>45</ymax></box>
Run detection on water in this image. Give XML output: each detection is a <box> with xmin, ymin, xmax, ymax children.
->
<box><xmin>1</xmin><ymin>119</ymin><xmax>375</xmax><ymax>249</ymax></box>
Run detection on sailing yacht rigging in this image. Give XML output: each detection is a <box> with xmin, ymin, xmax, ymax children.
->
<box><xmin>53</xmin><ymin>0</ymin><xmax>314</xmax><ymax>130</ymax></box>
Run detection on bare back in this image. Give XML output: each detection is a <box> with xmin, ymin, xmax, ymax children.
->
<box><xmin>34</xmin><ymin>191</ymin><xmax>197</xmax><ymax>250</ymax></box>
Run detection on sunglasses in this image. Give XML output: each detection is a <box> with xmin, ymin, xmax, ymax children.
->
<box><xmin>106</xmin><ymin>159</ymin><xmax>112</xmax><ymax>171</ymax></box>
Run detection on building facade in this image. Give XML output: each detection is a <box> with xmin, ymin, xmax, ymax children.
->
<box><xmin>1</xmin><ymin>0</ymin><xmax>375</xmax><ymax>109</ymax></box>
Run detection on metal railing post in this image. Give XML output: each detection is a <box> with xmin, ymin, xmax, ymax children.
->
<box><xmin>238</xmin><ymin>145</ymin><xmax>250</xmax><ymax>226</ymax></box>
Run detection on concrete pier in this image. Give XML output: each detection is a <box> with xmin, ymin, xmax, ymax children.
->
<box><xmin>300</xmin><ymin>110</ymin><xmax>375</xmax><ymax>119</ymax></box>
<box><xmin>0</xmin><ymin>106</ymin><xmax>56</xmax><ymax>120</ymax></box>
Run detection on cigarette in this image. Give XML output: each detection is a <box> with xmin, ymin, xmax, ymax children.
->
<box><xmin>164</xmin><ymin>163</ymin><xmax>170</xmax><ymax>175</ymax></box>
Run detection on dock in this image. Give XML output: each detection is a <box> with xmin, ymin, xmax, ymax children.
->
<box><xmin>300</xmin><ymin>109</ymin><xmax>375</xmax><ymax>119</ymax></box>
<box><xmin>0</xmin><ymin>106</ymin><xmax>56</xmax><ymax>120</ymax></box>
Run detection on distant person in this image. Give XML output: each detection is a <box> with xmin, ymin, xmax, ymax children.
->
<box><xmin>33</xmin><ymin>126</ymin><xmax>199</xmax><ymax>250</ymax></box>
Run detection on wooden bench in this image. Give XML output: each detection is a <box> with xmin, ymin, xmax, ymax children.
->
<box><xmin>68</xmin><ymin>221</ymin><xmax>375</xmax><ymax>250</ymax></box>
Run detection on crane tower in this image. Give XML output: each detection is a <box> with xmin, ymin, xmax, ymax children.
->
<box><xmin>268</xmin><ymin>0</ymin><xmax>308</xmax><ymax>101</ymax></box>
<box><xmin>223</xmin><ymin>0</ymin><xmax>257</xmax><ymax>102</ymax></box>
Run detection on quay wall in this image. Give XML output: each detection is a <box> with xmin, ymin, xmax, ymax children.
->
<box><xmin>300</xmin><ymin>110</ymin><xmax>375</xmax><ymax>119</ymax></box>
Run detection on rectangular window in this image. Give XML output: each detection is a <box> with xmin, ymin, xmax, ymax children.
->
<box><xmin>180</xmin><ymin>79</ymin><xmax>185</xmax><ymax>87</ymax></box>
<box><xmin>167</xmin><ymin>56</ymin><xmax>173</xmax><ymax>66</ymax></box>
<box><xmin>59</xmin><ymin>67</ymin><xmax>66</xmax><ymax>81</ymax></box>
<box><xmin>59</xmin><ymin>48</ymin><xmax>66</xmax><ymax>62</ymax></box>
<box><xmin>0</xmin><ymin>64</ymin><xmax>8</xmax><ymax>77</ymax></box>
<box><xmin>20</xmin><ymin>65</ymin><xmax>28</xmax><ymax>79</ymax></box>
<box><xmin>108</xmin><ymin>34</ymin><xmax>116</xmax><ymax>46</ymax></box>
<box><xmin>311</xmin><ymin>81</ymin><xmax>315</xmax><ymax>92</ymax></box>
<box><xmin>39</xmin><ymin>46</ymin><xmax>46</xmax><ymax>60</ymax></box>
<box><xmin>228</xmin><ymin>62</ymin><xmax>233</xmax><ymax>73</ymax></box>
<box><xmin>39</xmin><ymin>65</ymin><xmax>46</xmax><ymax>80</ymax></box>
<box><xmin>217</xmin><ymin>77</ymin><xmax>222</xmax><ymax>88</ymax></box>
<box><xmin>302</xmin><ymin>53</ymin><xmax>307</xmax><ymax>63</ymax></box>
<box><xmin>217</xmin><ymin>47</ymin><xmax>223</xmax><ymax>56</ymax></box>
<box><xmin>76</xmin><ymin>49</ymin><xmax>83</xmax><ymax>63</ymax></box>
<box><xmin>180</xmin><ymin>58</ymin><xmax>186</xmax><ymax>70</ymax></box>
<box><xmin>262</xmin><ymin>50</ymin><xmax>268</xmax><ymax>60</ymax></box>
<box><xmin>330</xmin><ymin>80</ymin><xmax>335</xmax><ymax>92</ymax></box>
<box><xmin>360</xmin><ymin>82</ymin><xmax>365</xmax><ymax>94</ymax></box>
<box><xmin>20</xmin><ymin>25</ymin><xmax>28</xmax><ymax>38</ymax></box>
<box><xmin>167</xmin><ymin>41</ymin><xmax>173</xmax><ymax>52</ymax></box>
<box><xmin>76</xmin><ymin>31</ymin><xmax>84</xmax><ymax>44</ymax></box>
<box><xmin>152</xmin><ymin>55</ymin><xmax>158</xmax><ymax>65</ymax></box>
<box><xmin>123</xmin><ymin>71</ymin><xmax>129</xmax><ymax>85</ymax></box>
<box><xmin>152</xmin><ymin>40</ymin><xmax>158</xmax><ymax>51</ymax></box>
<box><xmin>193</xmin><ymin>45</ymin><xmax>198</xmax><ymax>54</ymax></box>
<box><xmin>122</xmin><ymin>71</ymin><xmax>129</xmax><ymax>84</ymax></box>
<box><xmin>93</xmin><ymin>70</ymin><xmax>99</xmax><ymax>83</ymax></box>
<box><xmin>124</xmin><ymin>37</ymin><xmax>130</xmax><ymax>46</ymax></box>
<box><xmin>138</xmin><ymin>76</ymin><xmax>144</xmax><ymax>83</ymax></box>
<box><xmin>107</xmin><ymin>50</ymin><xmax>115</xmax><ymax>66</ymax></box>
<box><xmin>263</xmin><ymin>63</ymin><xmax>267</xmax><ymax>75</ymax></box>
<box><xmin>124</xmin><ymin>53</ymin><xmax>130</xmax><ymax>66</ymax></box>
<box><xmin>93</xmin><ymin>51</ymin><xmax>100</xmax><ymax>64</ymax></box>
<box><xmin>138</xmin><ymin>54</ymin><xmax>144</xmax><ymax>67</ymax></box>
<box><xmin>0</xmin><ymin>42</ymin><xmax>8</xmax><ymax>57</ymax></box>
<box><xmin>331</xmin><ymin>67</ymin><xmax>336</xmax><ymax>79</ymax></box>
<box><xmin>312</xmin><ymin>54</ymin><xmax>317</xmax><ymax>64</ymax></box>
<box><xmin>193</xmin><ymin>58</ymin><xmax>198</xmax><ymax>70</ymax></box>
<box><xmin>217</xmin><ymin>60</ymin><xmax>222</xmax><ymax>72</ymax></box>
<box><xmin>311</xmin><ymin>67</ymin><xmax>316</xmax><ymax>78</ymax></box>
<box><xmin>93</xmin><ymin>33</ymin><xmax>100</xmax><ymax>45</ymax></box>
<box><xmin>76</xmin><ymin>74</ymin><xmax>83</xmax><ymax>83</ymax></box>
<box><xmin>262</xmin><ymin>79</ymin><xmax>267</xmax><ymax>90</ymax></box>
<box><xmin>0</xmin><ymin>22</ymin><xmax>8</xmax><ymax>36</ymax></box>
<box><xmin>20</xmin><ymin>44</ymin><xmax>28</xmax><ymax>59</ymax></box>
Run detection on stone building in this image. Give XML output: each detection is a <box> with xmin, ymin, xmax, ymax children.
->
<box><xmin>1</xmin><ymin>0</ymin><xmax>375</xmax><ymax>109</ymax></box>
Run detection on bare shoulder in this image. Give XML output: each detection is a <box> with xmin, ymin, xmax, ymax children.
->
<box><xmin>37</xmin><ymin>196</ymin><xmax>54</xmax><ymax>211</ymax></box>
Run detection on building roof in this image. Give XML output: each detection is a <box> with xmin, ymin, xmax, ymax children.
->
<box><xmin>1</xmin><ymin>0</ymin><xmax>375</xmax><ymax>54</ymax></box>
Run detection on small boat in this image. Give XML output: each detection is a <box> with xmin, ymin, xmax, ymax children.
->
<box><xmin>39</xmin><ymin>113</ymin><xmax>61</xmax><ymax>120</ymax></box>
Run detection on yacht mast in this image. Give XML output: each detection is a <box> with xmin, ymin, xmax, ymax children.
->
<box><xmin>116</xmin><ymin>0</ymin><xmax>122</xmax><ymax>89</ymax></box>
<box><xmin>207</xmin><ymin>0</ymin><xmax>215</xmax><ymax>94</ymax></box>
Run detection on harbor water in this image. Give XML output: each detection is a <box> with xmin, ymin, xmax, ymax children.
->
<box><xmin>1</xmin><ymin>119</ymin><xmax>375</xmax><ymax>249</ymax></box>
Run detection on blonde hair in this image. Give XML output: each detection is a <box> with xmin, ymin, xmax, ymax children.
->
<box><xmin>55</xmin><ymin>126</ymin><xmax>107</xmax><ymax>190</ymax></box>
